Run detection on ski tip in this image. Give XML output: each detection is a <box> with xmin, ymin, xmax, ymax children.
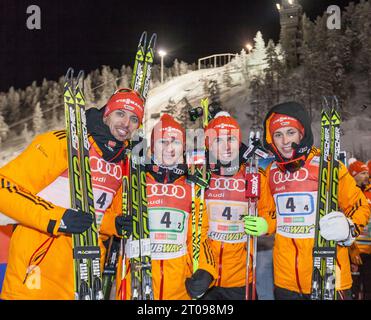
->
<box><xmin>332</xmin><ymin>96</ymin><xmax>340</xmax><ymax>110</ymax></box>
<box><xmin>140</xmin><ymin>31</ymin><xmax>148</xmax><ymax>46</ymax></box>
<box><xmin>65</xmin><ymin>68</ymin><xmax>74</xmax><ymax>80</ymax></box>
<box><xmin>322</xmin><ymin>95</ymin><xmax>340</xmax><ymax>111</ymax></box>
<box><xmin>322</xmin><ymin>96</ymin><xmax>330</xmax><ymax>109</ymax></box>
<box><xmin>76</xmin><ymin>70</ymin><xmax>85</xmax><ymax>87</ymax></box>
<box><xmin>201</xmin><ymin>97</ymin><xmax>209</xmax><ymax>107</ymax></box>
<box><xmin>148</xmin><ymin>33</ymin><xmax>157</xmax><ymax>47</ymax></box>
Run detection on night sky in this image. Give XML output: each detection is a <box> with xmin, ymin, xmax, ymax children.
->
<box><xmin>0</xmin><ymin>0</ymin><xmax>359</xmax><ymax>91</ymax></box>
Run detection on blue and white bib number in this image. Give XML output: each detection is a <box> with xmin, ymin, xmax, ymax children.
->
<box><xmin>149</xmin><ymin>207</ymin><xmax>188</xmax><ymax>260</ymax></box>
<box><xmin>276</xmin><ymin>193</ymin><xmax>315</xmax><ymax>216</ymax></box>
<box><xmin>207</xmin><ymin>200</ymin><xmax>247</xmax><ymax>243</ymax></box>
<box><xmin>275</xmin><ymin>192</ymin><xmax>317</xmax><ymax>239</ymax></box>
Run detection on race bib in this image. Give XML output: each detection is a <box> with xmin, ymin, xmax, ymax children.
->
<box><xmin>207</xmin><ymin>200</ymin><xmax>247</xmax><ymax>243</ymax></box>
<box><xmin>148</xmin><ymin>207</ymin><xmax>188</xmax><ymax>260</ymax></box>
<box><xmin>275</xmin><ymin>192</ymin><xmax>317</xmax><ymax>239</ymax></box>
<box><xmin>93</xmin><ymin>188</ymin><xmax>114</xmax><ymax>227</ymax></box>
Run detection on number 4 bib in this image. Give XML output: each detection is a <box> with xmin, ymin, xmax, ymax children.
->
<box><xmin>207</xmin><ymin>200</ymin><xmax>247</xmax><ymax>243</ymax></box>
<box><xmin>149</xmin><ymin>207</ymin><xmax>188</xmax><ymax>260</ymax></box>
<box><xmin>275</xmin><ymin>192</ymin><xmax>317</xmax><ymax>239</ymax></box>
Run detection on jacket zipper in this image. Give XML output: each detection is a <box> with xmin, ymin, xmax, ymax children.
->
<box><xmin>217</xmin><ymin>242</ymin><xmax>224</xmax><ymax>287</ymax></box>
<box><xmin>159</xmin><ymin>259</ymin><xmax>164</xmax><ymax>300</ymax></box>
<box><xmin>291</xmin><ymin>239</ymin><xmax>303</xmax><ymax>294</ymax></box>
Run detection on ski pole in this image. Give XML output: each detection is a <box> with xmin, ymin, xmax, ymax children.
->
<box><xmin>245</xmin><ymin>131</ymin><xmax>260</xmax><ymax>300</ymax></box>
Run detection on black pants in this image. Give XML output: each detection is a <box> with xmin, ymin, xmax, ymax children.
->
<box><xmin>201</xmin><ymin>286</ymin><xmax>253</xmax><ymax>300</ymax></box>
<box><xmin>274</xmin><ymin>286</ymin><xmax>352</xmax><ymax>300</ymax></box>
<box><xmin>352</xmin><ymin>254</ymin><xmax>371</xmax><ymax>300</ymax></box>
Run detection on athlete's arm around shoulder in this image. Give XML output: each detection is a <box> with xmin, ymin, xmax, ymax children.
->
<box><xmin>0</xmin><ymin>130</ymin><xmax>68</xmax><ymax>234</ymax></box>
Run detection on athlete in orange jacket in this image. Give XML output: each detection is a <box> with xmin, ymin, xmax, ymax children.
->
<box><xmin>258</xmin><ymin>101</ymin><xmax>370</xmax><ymax>300</ymax></box>
<box><xmin>0</xmin><ymin>89</ymin><xmax>143</xmax><ymax>299</ymax></box>
<box><xmin>347</xmin><ymin>158</ymin><xmax>371</xmax><ymax>299</ymax></box>
<box><xmin>117</xmin><ymin>114</ymin><xmax>217</xmax><ymax>300</ymax></box>
<box><xmin>200</xmin><ymin>112</ymin><xmax>268</xmax><ymax>300</ymax></box>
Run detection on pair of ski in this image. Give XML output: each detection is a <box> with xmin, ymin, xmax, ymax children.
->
<box><xmin>64</xmin><ymin>69</ymin><xmax>103</xmax><ymax>300</ymax></box>
<box><xmin>190</xmin><ymin>98</ymin><xmax>209</xmax><ymax>275</ymax></box>
<box><xmin>311</xmin><ymin>96</ymin><xmax>341</xmax><ymax>300</ymax></box>
<box><xmin>110</xmin><ymin>31</ymin><xmax>157</xmax><ymax>300</ymax></box>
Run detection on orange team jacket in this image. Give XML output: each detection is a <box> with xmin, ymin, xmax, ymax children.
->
<box><xmin>355</xmin><ymin>184</ymin><xmax>371</xmax><ymax>254</ymax></box>
<box><xmin>116</xmin><ymin>172</ymin><xmax>217</xmax><ymax>300</ymax></box>
<box><xmin>0</xmin><ymin>130</ymin><xmax>122</xmax><ymax>300</ymax></box>
<box><xmin>205</xmin><ymin>164</ymin><xmax>258</xmax><ymax>288</ymax></box>
<box><xmin>258</xmin><ymin>147</ymin><xmax>370</xmax><ymax>294</ymax></box>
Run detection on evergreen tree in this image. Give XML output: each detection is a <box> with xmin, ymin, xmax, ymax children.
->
<box><xmin>40</xmin><ymin>78</ymin><xmax>50</xmax><ymax>107</ymax></box>
<box><xmin>175</xmin><ymin>97</ymin><xmax>192</xmax><ymax>128</ymax></box>
<box><xmin>150</xmin><ymin>64</ymin><xmax>161</xmax><ymax>86</ymax></box>
<box><xmin>172</xmin><ymin>59</ymin><xmax>180</xmax><ymax>77</ymax></box>
<box><xmin>83</xmin><ymin>74</ymin><xmax>95</xmax><ymax>108</ymax></box>
<box><xmin>264</xmin><ymin>39</ymin><xmax>278</xmax><ymax>108</ymax></box>
<box><xmin>179</xmin><ymin>61</ymin><xmax>189</xmax><ymax>75</ymax></box>
<box><xmin>22</xmin><ymin>123</ymin><xmax>31</xmax><ymax>144</ymax></box>
<box><xmin>343</xmin><ymin>27</ymin><xmax>355</xmax><ymax>72</ymax></box>
<box><xmin>247</xmin><ymin>75</ymin><xmax>266</xmax><ymax>130</ymax></box>
<box><xmin>357</xmin><ymin>1</ymin><xmax>371</xmax><ymax>85</ymax></box>
<box><xmin>310</xmin><ymin>15</ymin><xmax>332</xmax><ymax>107</ymax></box>
<box><xmin>163</xmin><ymin>98</ymin><xmax>177</xmax><ymax>117</ymax></box>
<box><xmin>238</xmin><ymin>49</ymin><xmax>250</xmax><ymax>82</ymax></box>
<box><xmin>45</xmin><ymin>81</ymin><xmax>62</xmax><ymax>125</ymax></box>
<box><xmin>247</xmin><ymin>31</ymin><xmax>267</xmax><ymax>73</ymax></box>
<box><xmin>6</xmin><ymin>87</ymin><xmax>21</xmax><ymax>128</ymax></box>
<box><xmin>0</xmin><ymin>94</ymin><xmax>8</xmax><ymax>114</ymax></box>
<box><xmin>326</xmin><ymin>28</ymin><xmax>347</xmax><ymax>109</ymax></box>
<box><xmin>32</xmin><ymin>102</ymin><xmax>45</xmax><ymax>135</ymax></box>
<box><xmin>118</xmin><ymin>65</ymin><xmax>131</xmax><ymax>88</ymax></box>
<box><xmin>95</xmin><ymin>65</ymin><xmax>117</xmax><ymax>107</ymax></box>
<box><xmin>0</xmin><ymin>112</ymin><xmax>9</xmax><ymax>145</ymax></box>
<box><xmin>302</xmin><ymin>14</ymin><xmax>315</xmax><ymax>46</ymax></box>
<box><xmin>300</xmin><ymin>42</ymin><xmax>316</xmax><ymax>118</ymax></box>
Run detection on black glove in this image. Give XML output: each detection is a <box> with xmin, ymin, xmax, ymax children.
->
<box><xmin>115</xmin><ymin>215</ymin><xmax>133</xmax><ymax>238</ymax></box>
<box><xmin>187</xmin><ymin>167</ymin><xmax>211</xmax><ymax>189</ymax></box>
<box><xmin>185</xmin><ymin>269</ymin><xmax>213</xmax><ymax>299</ymax></box>
<box><xmin>58</xmin><ymin>208</ymin><xmax>94</xmax><ymax>235</ymax></box>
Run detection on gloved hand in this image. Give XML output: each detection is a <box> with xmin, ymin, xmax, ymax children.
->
<box><xmin>185</xmin><ymin>269</ymin><xmax>213</xmax><ymax>299</ymax></box>
<box><xmin>349</xmin><ymin>243</ymin><xmax>363</xmax><ymax>266</ymax></box>
<box><xmin>58</xmin><ymin>208</ymin><xmax>94</xmax><ymax>235</ymax></box>
<box><xmin>319</xmin><ymin>211</ymin><xmax>356</xmax><ymax>246</ymax></box>
<box><xmin>187</xmin><ymin>167</ymin><xmax>211</xmax><ymax>189</ymax></box>
<box><xmin>243</xmin><ymin>216</ymin><xmax>268</xmax><ymax>236</ymax></box>
<box><xmin>115</xmin><ymin>215</ymin><xmax>133</xmax><ymax>238</ymax></box>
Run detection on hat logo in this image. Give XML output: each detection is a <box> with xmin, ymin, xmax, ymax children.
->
<box><xmin>115</xmin><ymin>98</ymin><xmax>143</xmax><ymax>111</ymax></box>
<box><xmin>216</xmin><ymin>123</ymin><xmax>237</xmax><ymax>129</ymax></box>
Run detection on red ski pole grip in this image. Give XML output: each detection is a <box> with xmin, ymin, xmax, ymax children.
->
<box><xmin>245</xmin><ymin>173</ymin><xmax>261</xmax><ymax>199</ymax></box>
